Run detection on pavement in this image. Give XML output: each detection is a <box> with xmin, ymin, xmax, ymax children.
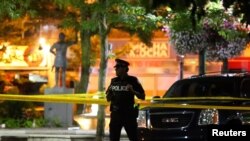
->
<box><xmin>0</xmin><ymin>128</ymin><xmax>129</xmax><ymax>141</ymax></box>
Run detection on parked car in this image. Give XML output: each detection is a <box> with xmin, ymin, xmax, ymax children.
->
<box><xmin>137</xmin><ymin>72</ymin><xmax>250</xmax><ymax>141</ymax></box>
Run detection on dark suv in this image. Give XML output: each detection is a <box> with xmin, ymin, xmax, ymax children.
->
<box><xmin>137</xmin><ymin>72</ymin><xmax>250</xmax><ymax>141</ymax></box>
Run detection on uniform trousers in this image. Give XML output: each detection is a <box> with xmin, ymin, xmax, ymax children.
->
<box><xmin>109</xmin><ymin>111</ymin><xmax>138</xmax><ymax>141</ymax></box>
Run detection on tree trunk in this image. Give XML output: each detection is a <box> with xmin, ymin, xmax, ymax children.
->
<box><xmin>96</xmin><ymin>16</ymin><xmax>109</xmax><ymax>141</ymax></box>
<box><xmin>75</xmin><ymin>30</ymin><xmax>92</xmax><ymax>114</ymax></box>
<box><xmin>221</xmin><ymin>58</ymin><xmax>228</xmax><ymax>73</ymax></box>
<box><xmin>198</xmin><ymin>49</ymin><xmax>206</xmax><ymax>75</ymax></box>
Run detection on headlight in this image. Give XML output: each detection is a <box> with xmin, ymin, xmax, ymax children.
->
<box><xmin>242</xmin><ymin>112</ymin><xmax>250</xmax><ymax>125</ymax></box>
<box><xmin>198</xmin><ymin>109</ymin><xmax>219</xmax><ymax>125</ymax></box>
<box><xmin>137</xmin><ymin>110</ymin><xmax>147</xmax><ymax>128</ymax></box>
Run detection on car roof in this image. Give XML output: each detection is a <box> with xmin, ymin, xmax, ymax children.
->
<box><xmin>163</xmin><ymin>73</ymin><xmax>250</xmax><ymax>98</ymax></box>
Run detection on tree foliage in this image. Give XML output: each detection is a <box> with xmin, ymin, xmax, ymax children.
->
<box><xmin>0</xmin><ymin>0</ymin><xmax>33</xmax><ymax>20</ymax></box>
<box><xmin>0</xmin><ymin>0</ymin><xmax>67</xmax><ymax>44</ymax></box>
<box><xmin>108</xmin><ymin>1</ymin><xmax>167</xmax><ymax>46</ymax></box>
<box><xmin>148</xmin><ymin>0</ymin><xmax>250</xmax><ymax>28</ymax></box>
<box><xmin>222</xmin><ymin>0</ymin><xmax>250</xmax><ymax>26</ymax></box>
<box><xmin>164</xmin><ymin>1</ymin><xmax>249</xmax><ymax>62</ymax></box>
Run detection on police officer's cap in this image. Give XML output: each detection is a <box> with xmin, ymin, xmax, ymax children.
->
<box><xmin>114</xmin><ymin>59</ymin><xmax>130</xmax><ymax>68</ymax></box>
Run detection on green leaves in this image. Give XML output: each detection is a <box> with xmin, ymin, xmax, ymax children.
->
<box><xmin>81</xmin><ymin>20</ymin><xmax>99</xmax><ymax>32</ymax></box>
<box><xmin>167</xmin><ymin>1</ymin><xmax>249</xmax><ymax>61</ymax></box>
<box><xmin>218</xmin><ymin>28</ymin><xmax>247</xmax><ymax>41</ymax></box>
<box><xmin>0</xmin><ymin>0</ymin><xmax>32</xmax><ymax>20</ymax></box>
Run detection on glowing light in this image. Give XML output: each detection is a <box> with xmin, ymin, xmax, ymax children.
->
<box><xmin>73</xmin><ymin>95</ymin><xmax>110</xmax><ymax>130</ymax></box>
<box><xmin>74</xmin><ymin>115</ymin><xmax>110</xmax><ymax>130</ymax></box>
<box><xmin>38</xmin><ymin>38</ymin><xmax>50</xmax><ymax>67</ymax></box>
<box><xmin>179</xmin><ymin>55</ymin><xmax>185</xmax><ymax>58</ymax></box>
<box><xmin>39</xmin><ymin>38</ymin><xmax>46</xmax><ymax>46</ymax></box>
<box><xmin>85</xmin><ymin>0</ymin><xmax>96</xmax><ymax>4</ymax></box>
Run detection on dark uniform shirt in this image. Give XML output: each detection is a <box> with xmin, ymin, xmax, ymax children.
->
<box><xmin>106</xmin><ymin>75</ymin><xmax>145</xmax><ymax>113</ymax></box>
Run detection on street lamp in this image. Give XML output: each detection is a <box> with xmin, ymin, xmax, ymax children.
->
<box><xmin>38</xmin><ymin>37</ymin><xmax>50</xmax><ymax>67</ymax></box>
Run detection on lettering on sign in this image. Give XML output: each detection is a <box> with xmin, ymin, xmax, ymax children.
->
<box><xmin>127</xmin><ymin>42</ymin><xmax>170</xmax><ymax>58</ymax></box>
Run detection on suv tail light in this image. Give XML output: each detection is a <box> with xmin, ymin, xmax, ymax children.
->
<box><xmin>198</xmin><ymin>109</ymin><xmax>219</xmax><ymax>125</ymax></box>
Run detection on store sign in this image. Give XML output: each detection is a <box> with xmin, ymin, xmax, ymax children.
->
<box><xmin>127</xmin><ymin>41</ymin><xmax>170</xmax><ymax>58</ymax></box>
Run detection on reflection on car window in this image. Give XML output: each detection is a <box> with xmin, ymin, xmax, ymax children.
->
<box><xmin>164</xmin><ymin>78</ymin><xmax>236</xmax><ymax>98</ymax></box>
<box><xmin>240</xmin><ymin>79</ymin><xmax>250</xmax><ymax>98</ymax></box>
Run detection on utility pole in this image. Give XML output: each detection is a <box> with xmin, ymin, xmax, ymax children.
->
<box><xmin>177</xmin><ymin>55</ymin><xmax>184</xmax><ymax>80</ymax></box>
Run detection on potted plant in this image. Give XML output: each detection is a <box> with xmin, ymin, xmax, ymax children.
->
<box><xmin>163</xmin><ymin>2</ymin><xmax>249</xmax><ymax>74</ymax></box>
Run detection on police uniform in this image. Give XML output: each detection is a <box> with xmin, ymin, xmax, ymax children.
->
<box><xmin>106</xmin><ymin>59</ymin><xmax>145</xmax><ymax>141</ymax></box>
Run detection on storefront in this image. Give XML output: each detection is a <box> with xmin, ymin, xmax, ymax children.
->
<box><xmin>1</xmin><ymin>28</ymin><xmax>240</xmax><ymax>97</ymax></box>
<box><xmin>87</xmin><ymin>35</ymin><xmax>222</xmax><ymax>97</ymax></box>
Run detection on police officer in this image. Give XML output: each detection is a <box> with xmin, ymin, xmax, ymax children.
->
<box><xmin>106</xmin><ymin>59</ymin><xmax>145</xmax><ymax>141</ymax></box>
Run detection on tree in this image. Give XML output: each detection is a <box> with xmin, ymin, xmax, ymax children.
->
<box><xmin>52</xmin><ymin>1</ymin><xmax>167</xmax><ymax>140</ymax></box>
<box><xmin>147</xmin><ymin>0</ymin><xmax>250</xmax><ymax>27</ymax></box>
<box><xmin>0</xmin><ymin>0</ymin><xmax>36</xmax><ymax>43</ymax></box>
<box><xmin>3</xmin><ymin>0</ymin><xmax>166</xmax><ymax>139</ymax></box>
<box><xmin>0</xmin><ymin>0</ymin><xmax>73</xmax><ymax>45</ymax></box>
<box><xmin>222</xmin><ymin>0</ymin><xmax>250</xmax><ymax>26</ymax></box>
<box><xmin>52</xmin><ymin>0</ymin><xmax>99</xmax><ymax>115</ymax></box>
<box><xmin>165</xmin><ymin>8</ymin><xmax>248</xmax><ymax>74</ymax></box>
<box><xmin>158</xmin><ymin>0</ymin><xmax>249</xmax><ymax>74</ymax></box>
<box><xmin>0</xmin><ymin>0</ymin><xmax>33</xmax><ymax>19</ymax></box>
<box><xmin>143</xmin><ymin>0</ymin><xmax>211</xmax><ymax>74</ymax></box>
<box><xmin>0</xmin><ymin>0</ymin><xmax>97</xmax><ymax>115</ymax></box>
<box><xmin>92</xmin><ymin>1</ymin><xmax>167</xmax><ymax>140</ymax></box>
<box><xmin>147</xmin><ymin>0</ymin><xmax>250</xmax><ymax>74</ymax></box>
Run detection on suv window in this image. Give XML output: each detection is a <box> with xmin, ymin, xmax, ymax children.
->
<box><xmin>240</xmin><ymin>78</ymin><xmax>250</xmax><ymax>98</ymax></box>
<box><xmin>164</xmin><ymin>77</ymin><xmax>238</xmax><ymax>97</ymax></box>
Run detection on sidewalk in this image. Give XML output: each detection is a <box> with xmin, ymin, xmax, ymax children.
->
<box><xmin>0</xmin><ymin>128</ymin><xmax>129</xmax><ymax>141</ymax></box>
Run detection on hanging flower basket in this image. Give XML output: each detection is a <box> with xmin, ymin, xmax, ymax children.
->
<box><xmin>163</xmin><ymin>7</ymin><xmax>249</xmax><ymax>62</ymax></box>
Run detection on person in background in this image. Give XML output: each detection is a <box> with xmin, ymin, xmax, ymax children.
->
<box><xmin>106</xmin><ymin>58</ymin><xmax>145</xmax><ymax>141</ymax></box>
<box><xmin>50</xmin><ymin>32</ymin><xmax>77</xmax><ymax>88</ymax></box>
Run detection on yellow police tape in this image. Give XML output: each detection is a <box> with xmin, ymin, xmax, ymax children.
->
<box><xmin>0</xmin><ymin>93</ymin><xmax>108</xmax><ymax>105</ymax></box>
<box><xmin>0</xmin><ymin>93</ymin><xmax>250</xmax><ymax>110</ymax></box>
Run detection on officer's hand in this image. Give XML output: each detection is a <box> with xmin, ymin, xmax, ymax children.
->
<box><xmin>106</xmin><ymin>92</ymin><xmax>113</xmax><ymax>102</ymax></box>
<box><xmin>127</xmin><ymin>84</ymin><xmax>134</xmax><ymax>92</ymax></box>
